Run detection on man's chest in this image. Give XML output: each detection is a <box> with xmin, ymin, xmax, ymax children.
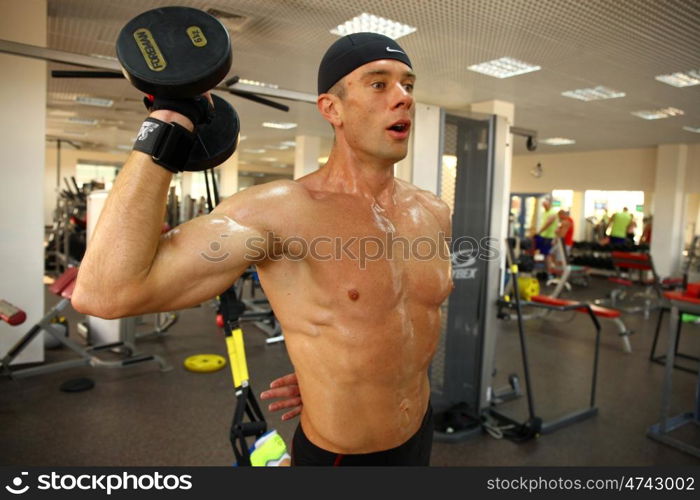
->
<box><xmin>275</xmin><ymin>198</ymin><xmax>452</xmax><ymax>309</ymax></box>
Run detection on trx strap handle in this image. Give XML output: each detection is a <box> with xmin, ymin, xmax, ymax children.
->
<box><xmin>219</xmin><ymin>287</ymin><xmax>267</xmax><ymax>466</ymax></box>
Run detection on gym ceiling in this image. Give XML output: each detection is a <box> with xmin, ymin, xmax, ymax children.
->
<box><xmin>45</xmin><ymin>0</ymin><xmax>700</xmax><ymax>170</ymax></box>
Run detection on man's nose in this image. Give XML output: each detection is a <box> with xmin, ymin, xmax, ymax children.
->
<box><xmin>391</xmin><ymin>82</ymin><xmax>414</xmax><ymax>109</ymax></box>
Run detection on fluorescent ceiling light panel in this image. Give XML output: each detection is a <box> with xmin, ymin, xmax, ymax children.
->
<box><xmin>682</xmin><ymin>126</ymin><xmax>700</xmax><ymax>133</ymax></box>
<box><xmin>243</xmin><ymin>148</ymin><xmax>266</xmax><ymax>154</ymax></box>
<box><xmin>631</xmin><ymin>107</ymin><xmax>684</xmax><ymax>120</ymax></box>
<box><xmin>238</xmin><ymin>78</ymin><xmax>279</xmax><ymax>89</ymax></box>
<box><xmin>48</xmin><ymin>109</ymin><xmax>76</xmax><ymax>117</ymax></box>
<box><xmin>75</xmin><ymin>96</ymin><xmax>113</xmax><ymax>108</ymax></box>
<box><xmin>116</xmin><ymin>144</ymin><xmax>132</xmax><ymax>150</ymax></box>
<box><xmin>561</xmin><ymin>86</ymin><xmax>626</xmax><ymax>101</ymax></box>
<box><xmin>541</xmin><ymin>137</ymin><xmax>576</xmax><ymax>146</ymax></box>
<box><xmin>262</xmin><ymin>122</ymin><xmax>297</xmax><ymax>130</ymax></box>
<box><xmin>330</xmin><ymin>12</ymin><xmax>416</xmax><ymax>40</ymax></box>
<box><xmin>655</xmin><ymin>70</ymin><xmax>700</xmax><ymax>88</ymax></box>
<box><xmin>280</xmin><ymin>141</ymin><xmax>296</xmax><ymax>148</ymax></box>
<box><xmin>261</xmin><ymin>157</ymin><xmax>278</xmax><ymax>162</ymax></box>
<box><xmin>68</xmin><ymin>117</ymin><xmax>98</xmax><ymax>125</ymax></box>
<box><xmin>468</xmin><ymin>57</ymin><xmax>540</xmax><ymax>79</ymax></box>
<box><xmin>265</xmin><ymin>144</ymin><xmax>291</xmax><ymax>150</ymax></box>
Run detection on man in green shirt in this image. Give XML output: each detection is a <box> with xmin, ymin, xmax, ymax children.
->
<box><xmin>608</xmin><ymin>207</ymin><xmax>633</xmax><ymax>246</ymax></box>
<box><xmin>535</xmin><ymin>197</ymin><xmax>558</xmax><ymax>255</ymax></box>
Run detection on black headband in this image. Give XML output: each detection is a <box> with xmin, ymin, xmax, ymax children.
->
<box><xmin>317</xmin><ymin>32</ymin><xmax>412</xmax><ymax>94</ymax></box>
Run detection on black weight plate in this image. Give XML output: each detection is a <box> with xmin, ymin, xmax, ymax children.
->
<box><xmin>186</xmin><ymin>94</ymin><xmax>240</xmax><ymax>171</ymax></box>
<box><xmin>60</xmin><ymin>377</ymin><xmax>95</xmax><ymax>393</ymax></box>
<box><xmin>117</xmin><ymin>6</ymin><xmax>232</xmax><ymax>98</ymax></box>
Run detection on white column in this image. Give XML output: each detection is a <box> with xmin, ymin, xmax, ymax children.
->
<box><xmin>651</xmin><ymin>144</ymin><xmax>688</xmax><ymax>277</ymax></box>
<box><xmin>218</xmin><ymin>151</ymin><xmax>239</xmax><ymax>197</ymax></box>
<box><xmin>411</xmin><ymin>103</ymin><xmax>442</xmax><ymax>194</ymax></box>
<box><xmin>293</xmin><ymin>135</ymin><xmax>321</xmax><ymax>179</ymax></box>
<box><xmin>470</xmin><ymin>99</ymin><xmax>515</xmax><ymax>125</ymax></box>
<box><xmin>572</xmin><ymin>191</ymin><xmax>585</xmax><ymax>241</ymax></box>
<box><xmin>0</xmin><ymin>0</ymin><xmax>47</xmax><ymax>362</ymax></box>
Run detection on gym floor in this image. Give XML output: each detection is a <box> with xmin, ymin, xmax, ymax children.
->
<box><xmin>1</xmin><ymin>277</ymin><xmax>698</xmax><ymax>466</ymax></box>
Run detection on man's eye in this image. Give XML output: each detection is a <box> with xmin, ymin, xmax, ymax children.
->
<box><xmin>403</xmin><ymin>83</ymin><xmax>414</xmax><ymax>92</ymax></box>
<box><xmin>371</xmin><ymin>81</ymin><xmax>385</xmax><ymax>89</ymax></box>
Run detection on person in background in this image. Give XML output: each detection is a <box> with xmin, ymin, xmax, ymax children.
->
<box><xmin>555</xmin><ymin>209</ymin><xmax>575</xmax><ymax>256</ymax></box>
<box><xmin>626</xmin><ymin>215</ymin><xmax>637</xmax><ymax>245</ymax></box>
<box><xmin>593</xmin><ymin>208</ymin><xmax>609</xmax><ymax>241</ymax></box>
<box><xmin>640</xmin><ymin>215</ymin><xmax>652</xmax><ymax>245</ymax></box>
<box><xmin>535</xmin><ymin>197</ymin><xmax>558</xmax><ymax>256</ymax></box>
<box><xmin>607</xmin><ymin>207</ymin><xmax>633</xmax><ymax>246</ymax></box>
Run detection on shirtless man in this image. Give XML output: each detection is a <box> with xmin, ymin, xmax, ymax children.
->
<box><xmin>73</xmin><ymin>32</ymin><xmax>452</xmax><ymax>466</ymax></box>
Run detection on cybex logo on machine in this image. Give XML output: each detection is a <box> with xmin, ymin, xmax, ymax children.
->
<box><xmin>133</xmin><ymin>28</ymin><xmax>167</xmax><ymax>71</ymax></box>
<box><xmin>451</xmin><ymin>249</ymin><xmax>478</xmax><ymax>280</ymax></box>
<box><xmin>4</xmin><ymin>471</ymin><xmax>193</xmax><ymax>496</ymax></box>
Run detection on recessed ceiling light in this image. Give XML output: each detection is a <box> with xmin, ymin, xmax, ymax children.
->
<box><xmin>48</xmin><ymin>109</ymin><xmax>76</xmax><ymax>117</ymax></box>
<box><xmin>243</xmin><ymin>148</ymin><xmax>266</xmax><ymax>154</ymax></box>
<box><xmin>330</xmin><ymin>13</ymin><xmax>416</xmax><ymax>40</ymax></box>
<box><xmin>68</xmin><ymin>117</ymin><xmax>98</xmax><ymax>125</ymax></box>
<box><xmin>89</xmin><ymin>53</ymin><xmax>119</xmax><ymax>62</ymax></box>
<box><xmin>541</xmin><ymin>137</ymin><xmax>576</xmax><ymax>146</ymax></box>
<box><xmin>75</xmin><ymin>96</ymin><xmax>113</xmax><ymax>108</ymax></box>
<box><xmin>561</xmin><ymin>86</ymin><xmax>626</xmax><ymax>101</ymax></box>
<box><xmin>631</xmin><ymin>107</ymin><xmax>684</xmax><ymax>120</ymax></box>
<box><xmin>262</xmin><ymin>122</ymin><xmax>297</xmax><ymax>130</ymax></box>
<box><xmin>238</xmin><ymin>79</ymin><xmax>279</xmax><ymax>89</ymax></box>
<box><xmin>682</xmin><ymin>126</ymin><xmax>700</xmax><ymax>133</ymax></box>
<box><xmin>655</xmin><ymin>70</ymin><xmax>700</xmax><ymax>88</ymax></box>
<box><xmin>468</xmin><ymin>57</ymin><xmax>540</xmax><ymax>79</ymax></box>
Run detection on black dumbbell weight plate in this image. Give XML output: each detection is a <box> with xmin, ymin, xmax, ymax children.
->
<box><xmin>187</xmin><ymin>94</ymin><xmax>240</xmax><ymax>171</ymax></box>
<box><xmin>117</xmin><ymin>6</ymin><xmax>232</xmax><ymax>98</ymax></box>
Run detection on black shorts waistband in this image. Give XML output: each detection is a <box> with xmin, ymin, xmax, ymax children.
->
<box><xmin>291</xmin><ymin>403</ymin><xmax>434</xmax><ymax>466</ymax></box>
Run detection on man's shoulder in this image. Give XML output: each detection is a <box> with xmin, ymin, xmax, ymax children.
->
<box><xmin>215</xmin><ymin>179</ymin><xmax>311</xmax><ymax>227</ymax></box>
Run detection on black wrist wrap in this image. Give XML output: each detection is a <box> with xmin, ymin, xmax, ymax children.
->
<box><xmin>132</xmin><ymin>118</ymin><xmax>196</xmax><ymax>173</ymax></box>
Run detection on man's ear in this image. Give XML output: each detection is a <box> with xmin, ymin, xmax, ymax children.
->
<box><xmin>317</xmin><ymin>94</ymin><xmax>342</xmax><ymax>128</ymax></box>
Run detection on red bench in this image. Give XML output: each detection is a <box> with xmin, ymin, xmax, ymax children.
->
<box><xmin>530</xmin><ymin>294</ymin><xmax>632</xmax><ymax>353</ymax></box>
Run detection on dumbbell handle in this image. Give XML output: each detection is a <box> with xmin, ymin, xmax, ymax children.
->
<box><xmin>0</xmin><ymin>300</ymin><xmax>27</xmax><ymax>326</ymax></box>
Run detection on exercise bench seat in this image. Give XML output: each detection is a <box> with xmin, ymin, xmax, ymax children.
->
<box><xmin>530</xmin><ymin>295</ymin><xmax>632</xmax><ymax>352</ymax></box>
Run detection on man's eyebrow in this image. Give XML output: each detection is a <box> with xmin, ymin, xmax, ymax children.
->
<box><xmin>361</xmin><ymin>69</ymin><xmax>417</xmax><ymax>79</ymax></box>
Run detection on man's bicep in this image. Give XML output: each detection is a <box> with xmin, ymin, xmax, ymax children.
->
<box><xmin>138</xmin><ymin>212</ymin><xmax>268</xmax><ymax>313</ymax></box>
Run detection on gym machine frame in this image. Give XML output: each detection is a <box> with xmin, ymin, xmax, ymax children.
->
<box><xmin>647</xmin><ymin>292</ymin><xmax>700</xmax><ymax>459</ymax></box>
<box><xmin>0</xmin><ymin>267</ymin><xmax>171</xmax><ymax>379</ymax></box>
<box><xmin>494</xmin><ymin>243</ymin><xmax>601</xmax><ymax>435</ymax></box>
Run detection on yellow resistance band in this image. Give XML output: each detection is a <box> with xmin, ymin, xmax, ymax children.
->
<box><xmin>225</xmin><ymin>327</ymin><xmax>249</xmax><ymax>388</ymax></box>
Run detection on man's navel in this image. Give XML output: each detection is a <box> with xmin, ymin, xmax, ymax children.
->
<box><xmin>347</xmin><ymin>289</ymin><xmax>360</xmax><ymax>301</ymax></box>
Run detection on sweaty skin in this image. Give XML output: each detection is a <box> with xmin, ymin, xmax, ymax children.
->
<box><xmin>73</xmin><ymin>59</ymin><xmax>453</xmax><ymax>455</ymax></box>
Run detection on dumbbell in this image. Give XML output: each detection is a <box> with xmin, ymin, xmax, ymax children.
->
<box><xmin>116</xmin><ymin>6</ymin><xmax>239</xmax><ymax>171</ymax></box>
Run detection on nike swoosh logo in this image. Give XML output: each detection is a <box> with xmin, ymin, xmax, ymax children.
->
<box><xmin>386</xmin><ymin>47</ymin><xmax>405</xmax><ymax>54</ymax></box>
